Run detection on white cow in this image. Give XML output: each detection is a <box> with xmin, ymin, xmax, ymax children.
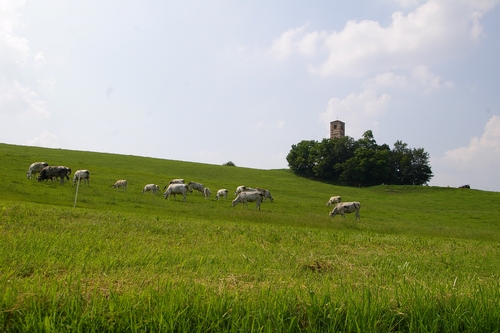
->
<box><xmin>215</xmin><ymin>189</ymin><xmax>229</xmax><ymax>200</ymax></box>
<box><xmin>232</xmin><ymin>191</ymin><xmax>264</xmax><ymax>210</ymax></box>
<box><xmin>164</xmin><ymin>183</ymin><xmax>189</xmax><ymax>201</ymax></box>
<box><xmin>112</xmin><ymin>180</ymin><xmax>128</xmax><ymax>191</ymax></box>
<box><xmin>326</xmin><ymin>196</ymin><xmax>341</xmax><ymax>206</ymax></box>
<box><xmin>143</xmin><ymin>183</ymin><xmax>160</xmax><ymax>194</ymax></box>
<box><xmin>188</xmin><ymin>181</ymin><xmax>204</xmax><ymax>194</ymax></box>
<box><xmin>329</xmin><ymin>201</ymin><xmax>361</xmax><ymax>221</ymax></box>
<box><xmin>256</xmin><ymin>188</ymin><xmax>274</xmax><ymax>202</ymax></box>
<box><xmin>27</xmin><ymin>162</ymin><xmax>48</xmax><ymax>179</ymax></box>
<box><xmin>203</xmin><ymin>187</ymin><xmax>211</xmax><ymax>199</ymax></box>
<box><xmin>73</xmin><ymin>170</ymin><xmax>90</xmax><ymax>186</ymax></box>
<box><xmin>234</xmin><ymin>185</ymin><xmax>246</xmax><ymax>196</ymax></box>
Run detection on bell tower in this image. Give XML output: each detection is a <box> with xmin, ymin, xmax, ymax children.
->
<box><xmin>330</xmin><ymin>120</ymin><xmax>345</xmax><ymax>139</ymax></box>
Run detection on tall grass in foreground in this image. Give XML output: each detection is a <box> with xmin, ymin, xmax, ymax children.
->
<box><xmin>3</xmin><ymin>280</ymin><xmax>500</xmax><ymax>332</ymax></box>
<box><xmin>2</xmin><ymin>203</ymin><xmax>500</xmax><ymax>332</ymax></box>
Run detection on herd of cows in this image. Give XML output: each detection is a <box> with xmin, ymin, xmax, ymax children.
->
<box><xmin>26</xmin><ymin>161</ymin><xmax>361</xmax><ymax>219</ymax></box>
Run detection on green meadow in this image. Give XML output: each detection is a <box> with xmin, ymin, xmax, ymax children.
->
<box><xmin>1</xmin><ymin>143</ymin><xmax>500</xmax><ymax>332</ymax></box>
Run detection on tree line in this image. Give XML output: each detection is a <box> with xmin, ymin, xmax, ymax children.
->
<box><xmin>286</xmin><ymin>130</ymin><xmax>433</xmax><ymax>186</ymax></box>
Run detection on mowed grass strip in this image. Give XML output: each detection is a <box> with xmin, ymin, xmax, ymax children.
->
<box><xmin>1</xmin><ymin>143</ymin><xmax>500</xmax><ymax>332</ymax></box>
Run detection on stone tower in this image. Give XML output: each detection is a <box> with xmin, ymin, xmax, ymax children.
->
<box><xmin>330</xmin><ymin>120</ymin><xmax>345</xmax><ymax>139</ymax></box>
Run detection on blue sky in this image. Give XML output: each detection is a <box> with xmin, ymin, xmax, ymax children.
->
<box><xmin>1</xmin><ymin>0</ymin><xmax>500</xmax><ymax>191</ymax></box>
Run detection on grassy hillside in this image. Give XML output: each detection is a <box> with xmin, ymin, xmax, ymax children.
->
<box><xmin>2</xmin><ymin>143</ymin><xmax>499</xmax><ymax>241</ymax></box>
<box><xmin>1</xmin><ymin>143</ymin><xmax>500</xmax><ymax>332</ymax></box>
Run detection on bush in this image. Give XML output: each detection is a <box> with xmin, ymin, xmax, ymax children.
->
<box><xmin>223</xmin><ymin>161</ymin><xmax>236</xmax><ymax>167</ymax></box>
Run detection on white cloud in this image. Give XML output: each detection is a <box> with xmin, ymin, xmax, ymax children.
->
<box><xmin>410</xmin><ymin>65</ymin><xmax>454</xmax><ymax>92</ymax></box>
<box><xmin>34</xmin><ymin>51</ymin><xmax>46</xmax><ymax>66</ymax></box>
<box><xmin>0</xmin><ymin>2</ymin><xmax>49</xmax><ymax>120</ymax></box>
<box><xmin>0</xmin><ymin>0</ymin><xmax>30</xmax><ymax>68</ymax></box>
<box><xmin>37</xmin><ymin>77</ymin><xmax>56</xmax><ymax>92</ymax></box>
<box><xmin>0</xmin><ymin>80</ymin><xmax>50</xmax><ymax>118</ymax></box>
<box><xmin>319</xmin><ymin>90</ymin><xmax>391</xmax><ymax>138</ymax></box>
<box><xmin>28</xmin><ymin>131</ymin><xmax>59</xmax><ymax>148</ymax></box>
<box><xmin>430</xmin><ymin>116</ymin><xmax>500</xmax><ymax>191</ymax></box>
<box><xmin>268</xmin><ymin>24</ymin><xmax>321</xmax><ymax>59</ymax></box>
<box><xmin>270</xmin><ymin>0</ymin><xmax>498</xmax><ymax>77</ymax></box>
<box><xmin>363</xmin><ymin>65</ymin><xmax>453</xmax><ymax>93</ymax></box>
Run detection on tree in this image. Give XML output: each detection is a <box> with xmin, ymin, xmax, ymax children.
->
<box><xmin>286</xmin><ymin>140</ymin><xmax>317</xmax><ymax>177</ymax></box>
<box><xmin>338</xmin><ymin>146</ymin><xmax>392</xmax><ymax>186</ymax></box>
<box><xmin>286</xmin><ymin>131</ymin><xmax>433</xmax><ymax>186</ymax></box>
<box><xmin>408</xmin><ymin>148</ymin><xmax>433</xmax><ymax>185</ymax></box>
<box><xmin>390</xmin><ymin>141</ymin><xmax>433</xmax><ymax>185</ymax></box>
<box><xmin>391</xmin><ymin>140</ymin><xmax>412</xmax><ymax>185</ymax></box>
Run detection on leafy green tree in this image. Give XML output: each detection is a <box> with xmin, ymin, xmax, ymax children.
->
<box><xmin>286</xmin><ymin>140</ymin><xmax>317</xmax><ymax>177</ymax></box>
<box><xmin>339</xmin><ymin>146</ymin><xmax>392</xmax><ymax>186</ymax></box>
<box><xmin>390</xmin><ymin>141</ymin><xmax>433</xmax><ymax>185</ymax></box>
<box><xmin>391</xmin><ymin>140</ymin><xmax>412</xmax><ymax>184</ymax></box>
<box><xmin>308</xmin><ymin>137</ymin><xmax>355</xmax><ymax>179</ymax></box>
<box><xmin>409</xmin><ymin>148</ymin><xmax>433</xmax><ymax>185</ymax></box>
<box><xmin>287</xmin><ymin>130</ymin><xmax>433</xmax><ymax>186</ymax></box>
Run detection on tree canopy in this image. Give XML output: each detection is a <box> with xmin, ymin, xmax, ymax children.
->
<box><xmin>286</xmin><ymin>131</ymin><xmax>433</xmax><ymax>186</ymax></box>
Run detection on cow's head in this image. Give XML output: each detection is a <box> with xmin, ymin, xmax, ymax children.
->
<box><xmin>37</xmin><ymin>169</ymin><xmax>47</xmax><ymax>182</ymax></box>
<box><xmin>329</xmin><ymin>208</ymin><xmax>339</xmax><ymax>218</ymax></box>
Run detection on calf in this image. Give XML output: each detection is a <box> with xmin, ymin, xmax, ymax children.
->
<box><xmin>329</xmin><ymin>201</ymin><xmax>361</xmax><ymax>221</ymax></box>
<box><xmin>215</xmin><ymin>189</ymin><xmax>229</xmax><ymax>200</ymax></box>
<box><xmin>234</xmin><ymin>185</ymin><xmax>246</xmax><ymax>196</ymax></box>
<box><xmin>27</xmin><ymin>162</ymin><xmax>48</xmax><ymax>179</ymax></box>
<box><xmin>73</xmin><ymin>170</ymin><xmax>90</xmax><ymax>186</ymax></box>
<box><xmin>203</xmin><ymin>187</ymin><xmax>211</xmax><ymax>199</ymax></box>
<box><xmin>187</xmin><ymin>181</ymin><xmax>204</xmax><ymax>194</ymax></box>
<box><xmin>112</xmin><ymin>180</ymin><xmax>128</xmax><ymax>191</ymax></box>
<box><xmin>38</xmin><ymin>166</ymin><xmax>71</xmax><ymax>185</ymax></box>
<box><xmin>143</xmin><ymin>184</ymin><xmax>160</xmax><ymax>194</ymax></box>
<box><xmin>326</xmin><ymin>196</ymin><xmax>341</xmax><ymax>206</ymax></box>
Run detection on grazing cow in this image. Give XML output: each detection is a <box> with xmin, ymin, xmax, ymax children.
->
<box><xmin>329</xmin><ymin>202</ymin><xmax>361</xmax><ymax>221</ymax></box>
<box><xmin>112</xmin><ymin>180</ymin><xmax>128</xmax><ymax>191</ymax></box>
<box><xmin>38</xmin><ymin>166</ymin><xmax>71</xmax><ymax>185</ymax></box>
<box><xmin>235</xmin><ymin>185</ymin><xmax>246</xmax><ymax>196</ymax></box>
<box><xmin>73</xmin><ymin>170</ymin><xmax>90</xmax><ymax>186</ymax></box>
<box><xmin>187</xmin><ymin>181</ymin><xmax>204</xmax><ymax>194</ymax></box>
<box><xmin>232</xmin><ymin>190</ymin><xmax>264</xmax><ymax>210</ymax></box>
<box><xmin>215</xmin><ymin>189</ymin><xmax>229</xmax><ymax>200</ymax></box>
<box><xmin>326</xmin><ymin>196</ymin><xmax>341</xmax><ymax>206</ymax></box>
<box><xmin>163</xmin><ymin>179</ymin><xmax>185</xmax><ymax>191</ymax></box>
<box><xmin>203</xmin><ymin>187</ymin><xmax>211</xmax><ymax>199</ymax></box>
<box><xmin>142</xmin><ymin>183</ymin><xmax>160</xmax><ymax>194</ymax></box>
<box><xmin>256</xmin><ymin>187</ymin><xmax>274</xmax><ymax>202</ymax></box>
<box><xmin>164</xmin><ymin>183</ymin><xmax>189</xmax><ymax>201</ymax></box>
<box><xmin>459</xmin><ymin>184</ymin><xmax>471</xmax><ymax>189</ymax></box>
<box><xmin>27</xmin><ymin>162</ymin><xmax>48</xmax><ymax>179</ymax></box>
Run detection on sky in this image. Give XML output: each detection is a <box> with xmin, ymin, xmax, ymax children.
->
<box><xmin>1</xmin><ymin>0</ymin><xmax>500</xmax><ymax>192</ymax></box>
